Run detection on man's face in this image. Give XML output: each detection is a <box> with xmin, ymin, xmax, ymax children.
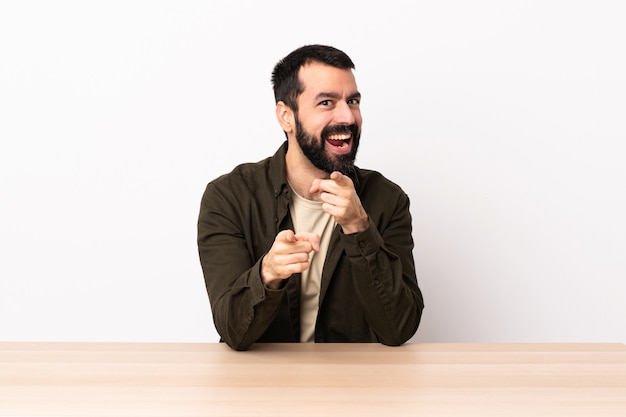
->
<box><xmin>293</xmin><ymin>62</ymin><xmax>362</xmax><ymax>175</ymax></box>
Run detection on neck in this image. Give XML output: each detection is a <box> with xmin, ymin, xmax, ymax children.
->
<box><xmin>285</xmin><ymin>139</ymin><xmax>328</xmax><ymax>201</ymax></box>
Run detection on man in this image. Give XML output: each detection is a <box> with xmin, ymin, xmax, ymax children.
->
<box><xmin>197</xmin><ymin>44</ymin><xmax>424</xmax><ymax>351</ymax></box>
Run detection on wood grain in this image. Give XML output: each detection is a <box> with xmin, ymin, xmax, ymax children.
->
<box><xmin>1</xmin><ymin>342</ymin><xmax>625</xmax><ymax>416</ymax></box>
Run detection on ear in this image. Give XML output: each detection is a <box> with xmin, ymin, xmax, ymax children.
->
<box><xmin>275</xmin><ymin>101</ymin><xmax>294</xmax><ymax>134</ymax></box>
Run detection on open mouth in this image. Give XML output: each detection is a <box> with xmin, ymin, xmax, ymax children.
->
<box><xmin>325</xmin><ymin>133</ymin><xmax>352</xmax><ymax>150</ymax></box>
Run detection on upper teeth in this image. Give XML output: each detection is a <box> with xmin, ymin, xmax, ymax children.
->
<box><xmin>328</xmin><ymin>134</ymin><xmax>350</xmax><ymax>140</ymax></box>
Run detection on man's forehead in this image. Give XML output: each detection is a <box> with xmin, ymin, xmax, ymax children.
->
<box><xmin>298</xmin><ymin>62</ymin><xmax>358</xmax><ymax>96</ymax></box>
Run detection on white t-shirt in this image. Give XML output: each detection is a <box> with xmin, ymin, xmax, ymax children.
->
<box><xmin>288</xmin><ymin>186</ymin><xmax>336</xmax><ymax>342</ymax></box>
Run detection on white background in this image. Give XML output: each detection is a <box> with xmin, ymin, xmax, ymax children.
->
<box><xmin>1</xmin><ymin>1</ymin><xmax>624</xmax><ymax>343</ymax></box>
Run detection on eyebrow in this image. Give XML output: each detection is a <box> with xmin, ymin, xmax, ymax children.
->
<box><xmin>314</xmin><ymin>91</ymin><xmax>362</xmax><ymax>101</ymax></box>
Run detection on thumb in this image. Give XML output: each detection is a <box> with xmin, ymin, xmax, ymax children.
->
<box><xmin>309</xmin><ymin>178</ymin><xmax>322</xmax><ymax>195</ymax></box>
<box><xmin>295</xmin><ymin>232</ymin><xmax>321</xmax><ymax>252</ymax></box>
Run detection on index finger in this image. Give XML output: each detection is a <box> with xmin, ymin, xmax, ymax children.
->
<box><xmin>330</xmin><ymin>171</ymin><xmax>352</xmax><ymax>185</ymax></box>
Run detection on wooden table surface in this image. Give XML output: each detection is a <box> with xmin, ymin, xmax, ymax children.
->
<box><xmin>1</xmin><ymin>342</ymin><xmax>625</xmax><ymax>416</ymax></box>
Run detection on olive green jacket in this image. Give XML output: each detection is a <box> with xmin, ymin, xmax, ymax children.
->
<box><xmin>197</xmin><ymin>142</ymin><xmax>424</xmax><ymax>350</ymax></box>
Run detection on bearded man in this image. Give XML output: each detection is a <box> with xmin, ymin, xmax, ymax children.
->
<box><xmin>197</xmin><ymin>44</ymin><xmax>424</xmax><ymax>351</ymax></box>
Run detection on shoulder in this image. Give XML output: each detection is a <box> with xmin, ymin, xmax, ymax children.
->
<box><xmin>202</xmin><ymin>157</ymin><xmax>273</xmax><ymax>204</ymax></box>
<box><xmin>349</xmin><ymin>167</ymin><xmax>413</xmax><ymax>233</ymax></box>
<box><xmin>353</xmin><ymin>166</ymin><xmax>412</xmax><ymax>224</ymax></box>
<box><xmin>205</xmin><ymin>142</ymin><xmax>287</xmax><ymax>195</ymax></box>
<box><xmin>354</xmin><ymin>167</ymin><xmax>407</xmax><ymax>197</ymax></box>
<box><xmin>211</xmin><ymin>157</ymin><xmax>272</xmax><ymax>185</ymax></box>
<box><xmin>198</xmin><ymin>159</ymin><xmax>273</xmax><ymax>221</ymax></box>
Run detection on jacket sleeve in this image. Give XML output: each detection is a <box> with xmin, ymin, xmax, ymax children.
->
<box><xmin>197</xmin><ymin>182</ymin><xmax>284</xmax><ymax>351</ymax></box>
<box><xmin>339</xmin><ymin>191</ymin><xmax>424</xmax><ymax>345</ymax></box>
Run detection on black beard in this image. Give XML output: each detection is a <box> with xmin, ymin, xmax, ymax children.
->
<box><xmin>295</xmin><ymin>116</ymin><xmax>360</xmax><ymax>175</ymax></box>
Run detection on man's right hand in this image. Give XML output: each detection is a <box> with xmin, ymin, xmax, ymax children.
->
<box><xmin>261</xmin><ymin>230</ymin><xmax>320</xmax><ymax>289</ymax></box>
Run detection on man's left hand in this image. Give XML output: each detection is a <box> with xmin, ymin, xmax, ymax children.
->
<box><xmin>309</xmin><ymin>171</ymin><xmax>369</xmax><ymax>234</ymax></box>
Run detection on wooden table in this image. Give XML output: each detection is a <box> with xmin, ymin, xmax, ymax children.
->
<box><xmin>1</xmin><ymin>342</ymin><xmax>625</xmax><ymax>416</ymax></box>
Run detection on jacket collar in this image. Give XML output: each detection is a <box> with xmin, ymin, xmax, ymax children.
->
<box><xmin>270</xmin><ymin>141</ymin><xmax>290</xmax><ymax>198</ymax></box>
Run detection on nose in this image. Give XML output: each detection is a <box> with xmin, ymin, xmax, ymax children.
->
<box><xmin>334</xmin><ymin>101</ymin><xmax>358</xmax><ymax>125</ymax></box>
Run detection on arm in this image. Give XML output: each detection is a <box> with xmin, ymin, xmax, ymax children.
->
<box><xmin>312</xmin><ymin>172</ymin><xmax>423</xmax><ymax>345</ymax></box>
<box><xmin>340</xmin><ymin>194</ymin><xmax>423</xmax><ymax>345</ymax></box>
<box><xmin>197</xmin><ymin>183</ymin><xmax>284</xmax><ymax>351</ymax></box>
<box><xmin>197</xmin><ymin>182</ymin><xmax>321</xmax><ymax>350</ymax></box>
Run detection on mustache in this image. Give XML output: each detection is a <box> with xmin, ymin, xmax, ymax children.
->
<box><xmin>321</xmin><ymin>124</ymin><xmax>359</xmax><ymax>138</ymax></box>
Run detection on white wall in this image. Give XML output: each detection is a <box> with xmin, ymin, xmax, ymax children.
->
<box><xmin>1</xmin><ymin>1</ymin><xmax>624</xmax><ymax>343</ymax></box>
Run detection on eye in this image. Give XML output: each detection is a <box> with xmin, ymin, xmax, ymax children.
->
<box><xmin>348</xmin><ymin>98</ymin><xmax>360</xmax><ymax>106</ymax></box>
<box><xmin>319</xmin><ymin>100</ymin><xmax>332</xmax><ymax>106</ymax></box>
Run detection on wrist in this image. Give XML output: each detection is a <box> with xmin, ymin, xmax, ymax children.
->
<box><xmin>342</xmin><ymin>215</ymin><xmax>369</xmax><ymax>234</ymax></box>
<box><xmin>261</xmin><ymin>256</ymin><xmax>282</xmax><ymax>289</ymax></box>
